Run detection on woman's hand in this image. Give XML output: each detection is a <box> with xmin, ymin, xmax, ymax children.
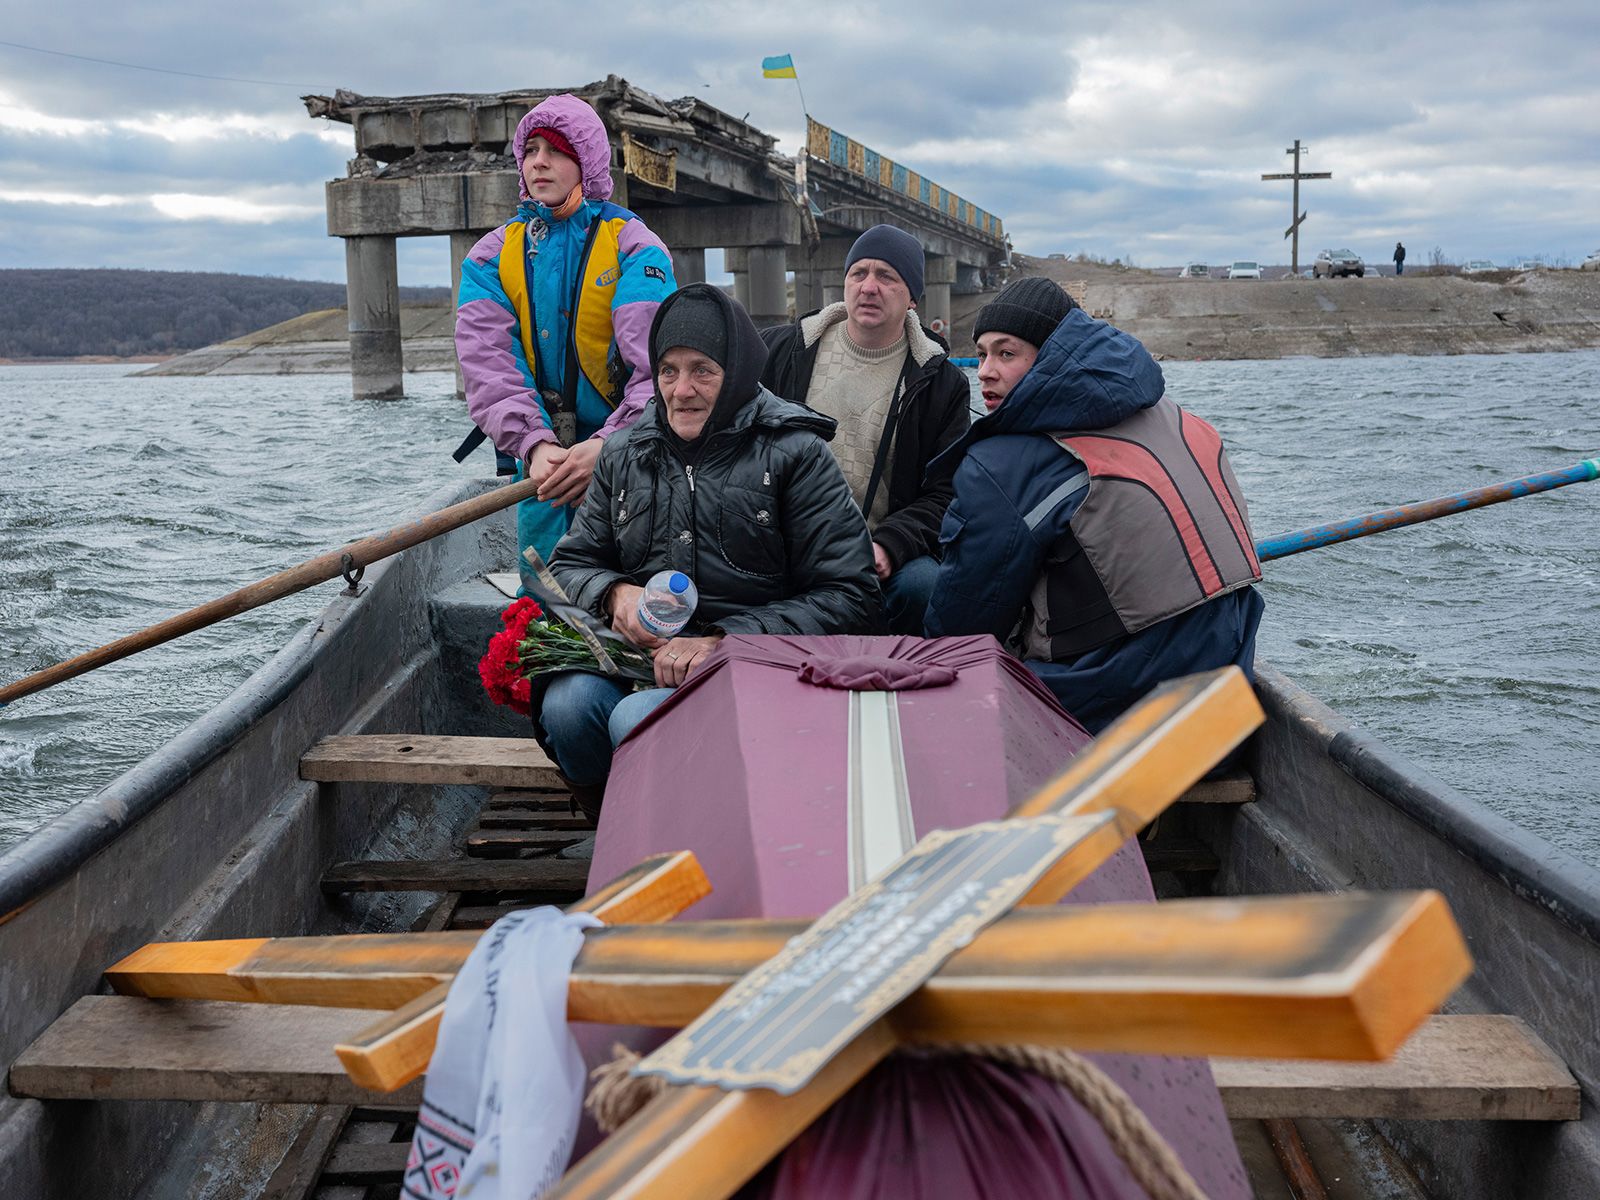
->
<box><xmin>539</xmin><ymin>438</ymin><xmax>603</xmax><ymax>508</ymax></box>
<box><xmin>524</xmin><ymin>441</ymin><xmax>567</xmax><ymax>490</ymax></box>
<box><xmin>653</xmin><ymin>635</ymin><xmax>721</xmax><ymax>688</ymax></box>
<box><xmin>606</xmin><ymin>582</ymin><xmax>665</xmax><ymax>650</ymax></box>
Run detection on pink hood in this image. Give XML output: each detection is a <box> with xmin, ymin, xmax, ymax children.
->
<box><xmin>513</xmin><ymin>94</ymin><xmax>614</xmax><ymax>203</ymax></box>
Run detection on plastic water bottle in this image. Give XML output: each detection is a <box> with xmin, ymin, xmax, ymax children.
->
<box><xmin>638</xmin><ymin>571</ymin><xmax>698</xmax><ymax>638</ymax></box>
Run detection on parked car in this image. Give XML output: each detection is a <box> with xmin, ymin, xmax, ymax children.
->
<box><xmin>1515</xmin><ymin>260</ymin><xmax>1543</xmax><ymax>271</ymax></box>
<box><xmin>1178</xmin><ymin>263</ymin><xmax>1210</xmax><ymax>278</ymax></box>
<box><xmin>1226</xmin><ymin>261</ymin><xmax>1262</xmax><ymax>280</ymax></box>
<box><xmin>1583</xmin><ymin>250</ymin><xmax>1600</xmax><ymax>272</ymax></box>
<box><xmin>1313</xmin><ymin>248</ymin><xmax>1365</xmax><ymax>278</ymax></box>
<box><xmin>1462</xmin><ymin>260</ymin><xmax>1498</xmax><ymax>275</ymax></box>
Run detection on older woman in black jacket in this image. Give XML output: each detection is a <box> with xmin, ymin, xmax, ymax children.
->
<box><xmin>540</xmin><ymin>284</ymin><xmax>879</xmax><ymax>811</ymax></box>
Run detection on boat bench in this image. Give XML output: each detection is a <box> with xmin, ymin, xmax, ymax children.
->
<box><xmin>298</xmin><ymin>734</ymin><xmax>1256</xmax><ymax>805</ymax></box>
<box><xmin>10</xmin><ymin>1006</ymin><xmax>1577</xmax><ymax>1122</ymax></box>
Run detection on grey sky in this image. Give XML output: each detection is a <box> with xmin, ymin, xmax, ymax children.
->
<box><xmin>2</xmin><ymin>0</ymin><xmax>1597</xmax><ymax>286</ymax></box>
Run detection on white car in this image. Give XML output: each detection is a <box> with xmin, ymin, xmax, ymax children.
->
<box><xmin>1178</xmin><ymin>263</ymin><xmax>1210</xmax><ymax>278</ymax></box>
<box><xmin>1515</xmin><ymin>260</ymin><xmax>1543</xmax><ymax>271</ymax></box>
<box><xmin>1582</xmin><ymin>250</ymin><xmax>1600</xmax><ymax>272</ymax></box>
<box><xmin>1227</xmin><ymin>261</ymin><xmax>1262</xmax><ymax>280</ymax></box>
<box><xmin>1462</xmin><ymin>260</ymin><xmax>1498</xmax><ymax>275</ymax></box>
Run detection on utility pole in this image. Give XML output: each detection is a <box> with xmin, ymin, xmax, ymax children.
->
<box><xmin>1261</xmin><ymin>140</ymin><xmax>1332</xmax><ymax>275</ymax></box>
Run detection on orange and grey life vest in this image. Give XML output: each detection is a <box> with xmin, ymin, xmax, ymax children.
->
<box><xmin>1019</xmin><ymin>397</ymin><xmax>1261</xmax><ymax>660</ymax></box>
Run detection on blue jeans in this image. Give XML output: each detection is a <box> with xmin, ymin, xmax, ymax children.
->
<box><xmin>883</xmin><ymin>554</ymin><xmax>939</xmax><ymax>635</ymax></box>
<box><xmin>538</xmin><ymin>674</ymin><xmax>673</xmax><ymax>785</ymax></box>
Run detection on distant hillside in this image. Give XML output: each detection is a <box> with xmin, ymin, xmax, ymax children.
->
<box><xmin>0</xmin><ymin>269</ymin><xmax>449</xmax><ymax>360</ymax></box>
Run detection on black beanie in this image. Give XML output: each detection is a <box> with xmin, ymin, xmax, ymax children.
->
<box><xmin>845</xmin><ymin>224</ymin><xmax>925</xmax><ymax>299</ymax></box>
<box><xmin>651</xmin><ymin>286</ymin><xmax>727</xmax><ymax>368</ymax></box>
<box><xmin>973</xmin><ymin>276</ymin><xmax>1077</xmax><ymax>349</ymax></box>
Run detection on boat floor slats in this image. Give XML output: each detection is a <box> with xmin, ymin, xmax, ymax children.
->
<box><xmin>18</xmin><ymin>1003</ymin><xmax>1574</xmax><ymax>1123</ymax></box>
<box><xmin>260</xmin><ymin>1107</ymin><xmax>350</xmax><ymax>1200</ymax></box>
<box><xmin>474</xmin><ymin>809</ymin><xmax>588</xmax><ymax>829</ymax></box>
<box><xmin>463</xmin><ymin>828</ymin><xmax>592</xmax><ymax>858</ymax></box>
<box><xmin>1139</xmin><ymin>835</ymin><xmax>1221</xmax><ymax>874</ymax></box>
<box><xmin>9</xmin><ymin>996</ymin><xmax>424</xmax><ymax>1107</ymax></box>
<box><xmin>320</xmin><ymin>857</ymin><xmax>591</xmax><ymax>895</ymax></box>
<box><xmin>321</xmin><ymin>1139</ymin><xmax>410</xmax><ymax>1184</ymax></box>
<box><xmin>299</xmin><ymin>734</ymin><xmax>564</xmax><ymax>788</ymax></box>
<box><xmin>486</xmin><ymin>787</ymin><xmax>570</xmax><ymax>807</ymax></box>
<box><xmin>1211</xmin><ymin>1014</ymin><xmax>1579</xmax><ymax>1120</ymax></box>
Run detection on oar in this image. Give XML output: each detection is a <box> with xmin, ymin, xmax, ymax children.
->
<box><xmin>1255</xmin><ymin>458</ymin><xmax>1600</xmax><ymax>562</ymax></box>
<box><xmin>0</xmin><ymin>478</ymin><xmax>542</xmax><ymax>709</ymax></box>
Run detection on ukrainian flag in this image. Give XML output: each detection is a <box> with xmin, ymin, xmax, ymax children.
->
<box><xmin>762</xmin><ymin>54</ymin><xmax>797</xmax><ymax>79</ymax></box>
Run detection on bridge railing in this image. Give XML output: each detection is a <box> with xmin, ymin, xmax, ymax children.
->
<box><xmin>805</xmin><ymin>117</ymin><xmax>1003</xmax><ymax>240</ymax></box>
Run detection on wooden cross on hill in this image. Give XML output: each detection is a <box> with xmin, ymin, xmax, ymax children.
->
<box><xmin>103</xmin><ymin>669</ymin><xmax>1473</xmax><ymax>1200</ymax></box>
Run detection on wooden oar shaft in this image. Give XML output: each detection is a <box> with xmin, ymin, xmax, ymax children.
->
<box><xmin>1256</xmin><ymin>458</ymin><xmax>1600</xmax><ymax>562</ymax></box>
<box><xmin>0</xmin><ymin>477</ymin><xmax>539</xmax><ymax>708</ymax></box>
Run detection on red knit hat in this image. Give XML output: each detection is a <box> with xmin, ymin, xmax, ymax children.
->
<box><xmin>524</xmin><ymin>126</ymin><xmax>578</xmax><ymax>164</ymax></box>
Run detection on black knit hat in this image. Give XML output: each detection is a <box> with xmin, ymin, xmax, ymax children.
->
<box><xmin>973</xmin><ymin>276</ymin><xmax>1077</xmax><ymax>349</ymax></box>
<box><xmin>845</xmin><ymin>224</ymin><xmax>925</xmax><ymax>299</ymax></box>
<box><xmin>651</xmin><ymin>285</ymin><xmax>727</xmax><ymax>368</ymax></box>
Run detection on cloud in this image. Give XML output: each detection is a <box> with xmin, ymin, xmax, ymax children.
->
<box><xmin>0</xmin><ymin>0</ymin><xmax>1596</xmax><ymax>282</ymax></box>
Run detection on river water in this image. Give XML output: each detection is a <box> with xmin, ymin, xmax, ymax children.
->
<box><xmin>1</xmin><ymin>353</ymin><xmax>1597</xmax><ymax>863</ymax></box>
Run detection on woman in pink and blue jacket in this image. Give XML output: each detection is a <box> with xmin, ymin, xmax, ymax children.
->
<box><xmin>456</xmin><ymin>93</ymin><xmax>676</xmax><ymax>564</ymax></box>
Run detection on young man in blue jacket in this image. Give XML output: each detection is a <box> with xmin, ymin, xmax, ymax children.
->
<box><xmin>925</xmin><ymin>277</ymin><xmax>1265</xmax><ymax>732</ymax></box>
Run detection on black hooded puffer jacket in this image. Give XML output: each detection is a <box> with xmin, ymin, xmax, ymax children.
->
<box><xmin>550</xmin><ymin>284</ymin><xmax>882</xmax><ymax>635</ymax></box>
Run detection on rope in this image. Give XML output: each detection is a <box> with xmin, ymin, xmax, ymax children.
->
<box><xmin>585</xmin><ymin>1042</ymin><xmax>1210</xmax><ymax>1200</ymax></box>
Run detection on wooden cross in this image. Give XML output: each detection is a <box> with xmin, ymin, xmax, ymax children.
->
<box><xmin>104</xmin><ymin>669</ymin><xmax>1473</xmax><ymax>1200</ymax></box>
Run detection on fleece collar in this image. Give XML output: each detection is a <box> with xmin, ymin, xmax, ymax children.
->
<box><xmin>799</xmin><ymin>302</ymin><xmax>942</xmax><ymax>369</ymax></box>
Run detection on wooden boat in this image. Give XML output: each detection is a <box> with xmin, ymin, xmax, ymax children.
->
<box><xmin>0</xmin><ymin>478</ymin><xmax>1590</xmax><ymax>1198</ymax></box>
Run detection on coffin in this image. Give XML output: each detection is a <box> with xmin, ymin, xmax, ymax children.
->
<box><xmin>582</xmin><ymin>635</ymin><xmax>1250</xmax><ymax>1199</ymax></box>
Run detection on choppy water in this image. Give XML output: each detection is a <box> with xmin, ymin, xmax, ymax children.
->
<box><xmin>1</xmin><ymin>353</ymin><xmax>1598</xmax><ymax>864</ymax></box>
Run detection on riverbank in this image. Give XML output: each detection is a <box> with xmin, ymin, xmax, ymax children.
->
<box><xmin>134</xmin><ymin>259</ymin><xmax>1600</xmax><ymax>376</ymax></box>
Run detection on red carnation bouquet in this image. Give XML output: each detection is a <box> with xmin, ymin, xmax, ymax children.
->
<box><xmin>478</xmin><ymin>595</ymin><xmax>655</xmax><ymax>716</ymax></box>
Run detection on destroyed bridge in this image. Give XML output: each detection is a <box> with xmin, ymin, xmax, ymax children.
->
<box><xmin>303</xmin><ymin>76</ymin><xmax>1009</xmax><ymax>398</ymax></box>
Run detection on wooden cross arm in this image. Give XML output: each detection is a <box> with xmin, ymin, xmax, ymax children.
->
<box><xmin>337</xmin><ymin>850</ymin><xmax>710</xmax><ymax>1091</ymax></box>
<box><xmin>107</xmin><ymin>890</ymin><xmax>1469</xmax><ymax>1062</ymax></box>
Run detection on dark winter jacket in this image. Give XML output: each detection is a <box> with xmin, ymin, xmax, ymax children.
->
<box><xmin>551</xmin><ymin>287</ymin><xmax>881</xmax><ymax>636</ymax></box>
<box><xmin>925</xmin><ymin>307</ymin><xmax>1264</xmax><ymax>733</ymax></box>
<box><xmin>759</xmin><ymin>306</ymin><xmax>971</xmax><ymax>571</ymax></box>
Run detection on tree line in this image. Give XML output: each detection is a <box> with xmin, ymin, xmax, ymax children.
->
<box><xmin>0</xmin><ymin>269</ymin><xmax>449</xmax><ymax>360</ymax></box>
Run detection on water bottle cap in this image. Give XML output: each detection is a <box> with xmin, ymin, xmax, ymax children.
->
<box><xmin>668</xmin><ymin>572</ymin><xmax>691</xmax><ymax>595</ymax></box>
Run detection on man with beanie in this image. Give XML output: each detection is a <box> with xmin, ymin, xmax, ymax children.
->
<box><xmin>538</xmin><ymin>284</ymin><xmax>879</xmax><ymax>814</ymax></box>
<box><xmin>926</xmin><ymin>277</ymin><xmax>1265</xmax><ymax>733</ymax></box>
<box><xmin>760</xmin><ymin>224</ymin><xmax>970</xmax><ymax>635</ymax></box>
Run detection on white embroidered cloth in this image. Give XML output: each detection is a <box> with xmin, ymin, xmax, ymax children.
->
<box><xmin>404</xmin><ymin>906</ymin><xmax>602</xmax><ymax>1200</ymax></box>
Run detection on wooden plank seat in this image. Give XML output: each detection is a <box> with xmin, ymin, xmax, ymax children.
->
<box><xmin>1179</xmin><ymin>771</ymin><xmax>1255</xmax><ymax>804</ymax></box>
<box><xmin>299</xmin><ymin>735</ymin><xmax>564</xmax><ymax>788</ymax></box>
<box><xmin>320</xmin><ymin>857</ymin><xmax>591</xmax><ymax>896</ymax></box>
<box><xmin>12</xmin><ymin>1004</ymin><xmax>1573</xmax><ymax>1121</ymax></box>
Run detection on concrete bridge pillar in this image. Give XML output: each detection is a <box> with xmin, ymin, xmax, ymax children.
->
<box><xmin>921</xmin><ymin>255</ymin><xmax>957</xmax><ymax>342</ymax></box>
<box><xmin>345</xmin><ymin>234</ymin><xmax>403</xmax><ymax>400</ymax></box>
<box><xmin>724</xmin><ymin>247</ymin><xmax>752</xmax><ymax>309</ymax></box>
<box><xmin>822</xmin><ymin>283</ymin><xmax>845</xmax><ymax>307</ymax></box>
<box><xmin>449</xmin><ymin>229</ymin><xmax>490</xmax><ymax>399</ymax></box>
<box><xmin>793</xmin><ymin>270</ymin><xmax>823</xmax><ymax>315</ymax></box>
<box><xmin>746</xmin><ymin>246</ymin><xmax>788</xmax><ymax>327</ymax></box>
<box><xmin>672</xmin><ymin>247</ymin><xmax>707</xmax><ymax>287</ymax></box>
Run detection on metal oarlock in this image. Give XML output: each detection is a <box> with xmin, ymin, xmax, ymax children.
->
<box><xmin>339</xmin><ymin>553</ymin><xmax>367</xmax><ymax>598</ymax></box>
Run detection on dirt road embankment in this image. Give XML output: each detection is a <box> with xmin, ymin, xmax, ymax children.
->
<box><xmin>138</xmin><ymin>307</ymin><xmax>455</xmax><ymax>377</ymax></box>
<box><xmin>954</xmin><ymin>256</ymin><xmax>1600</xmax><ymax>360</ymax></box>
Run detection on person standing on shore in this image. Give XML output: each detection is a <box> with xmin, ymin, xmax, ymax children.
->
<box><xmin>455</xmin><ymin>94</ymin><xmax>677</xmax><ymax>569</ymax></box>
<box><xmin>925</xmin><ymin>276</ymin><xmax>1265</xmax><ymax>733</ymax></box>
<box><xmin>758</xmin><ymin>225</ymin><xmax>970</xmax><ymax>635</ymax></box>
<box><xmin>1394</xmin><ymin>242</ymin><xmax>1407</xmax><ymax>275</ymax></box>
